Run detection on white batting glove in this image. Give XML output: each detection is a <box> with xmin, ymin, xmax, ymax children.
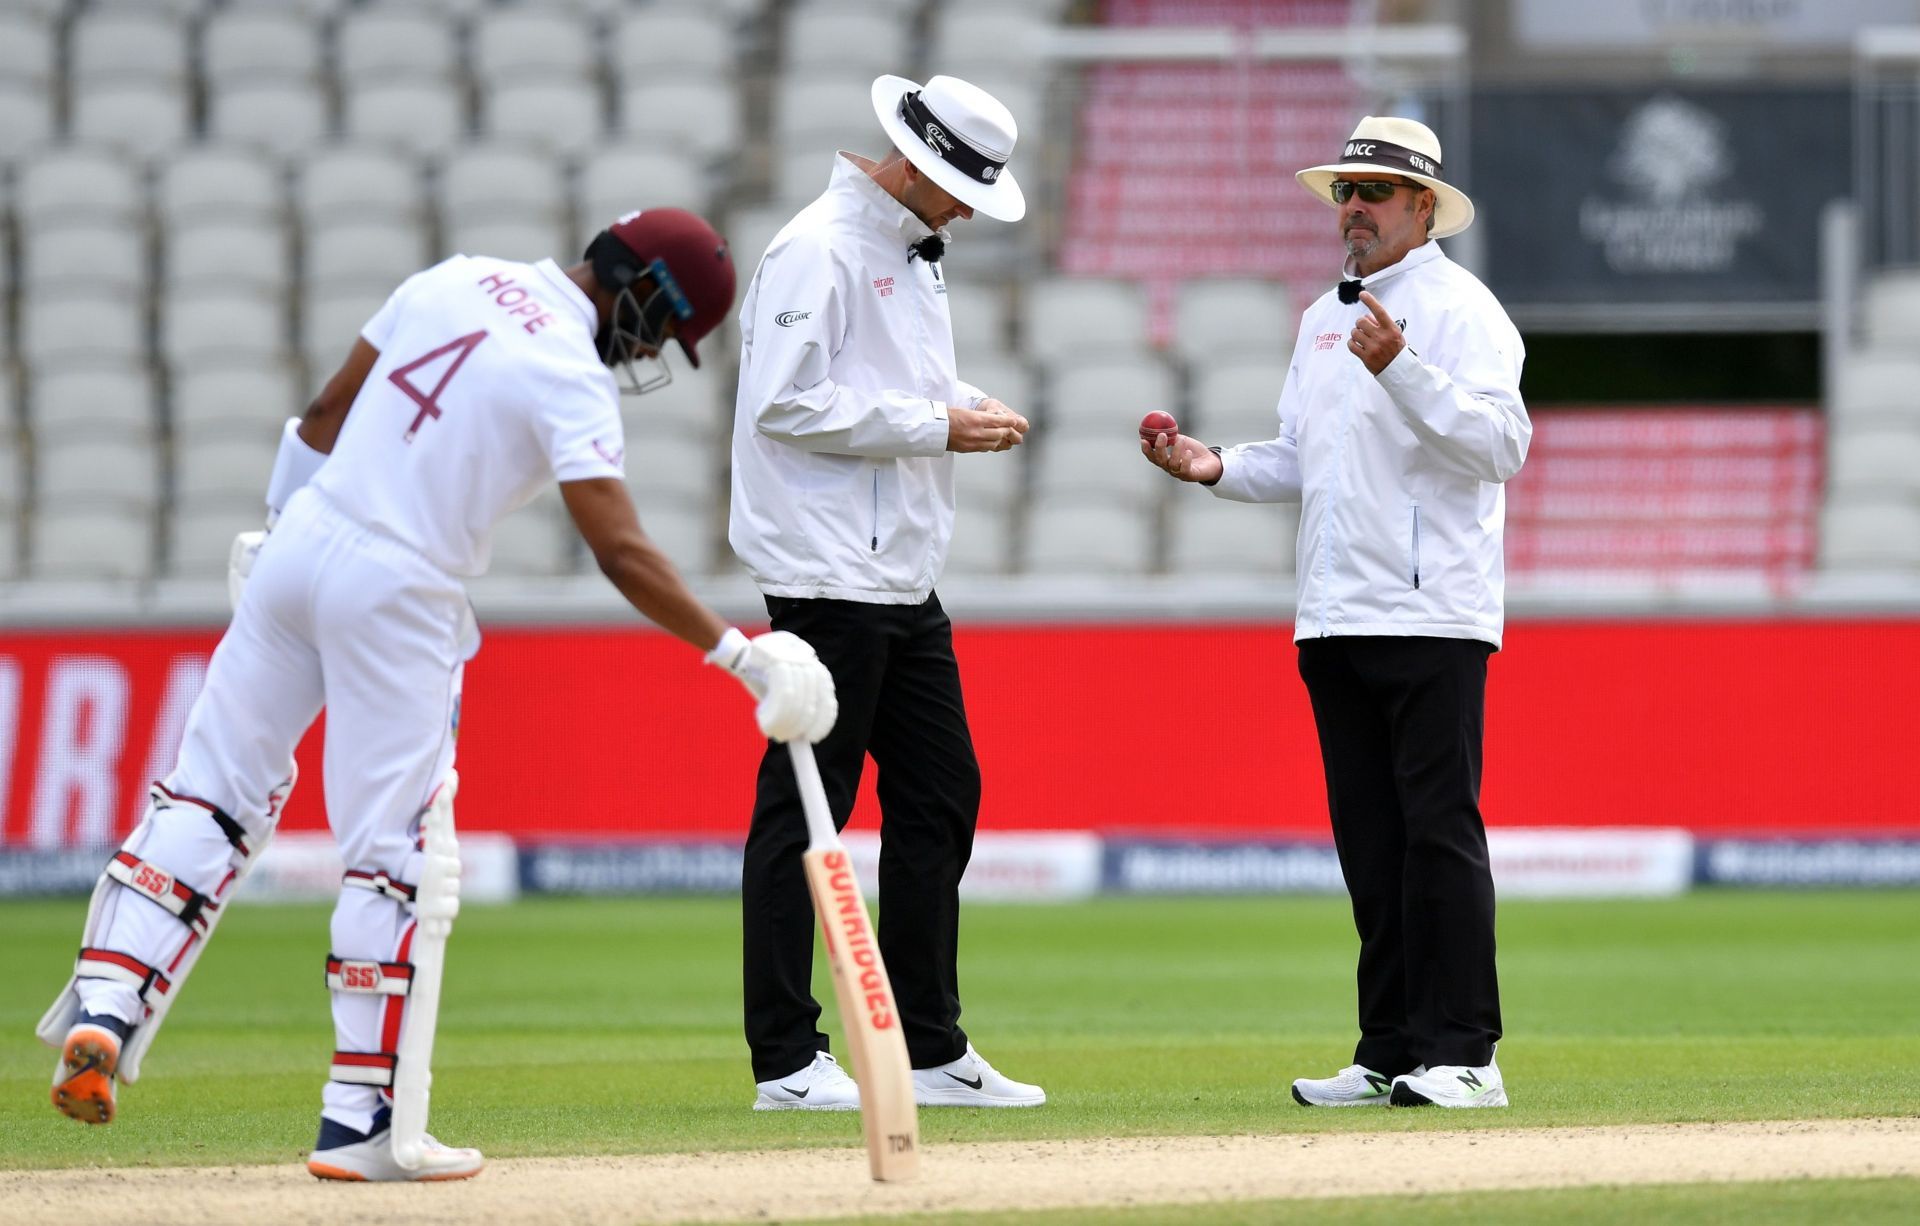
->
<box><xmin>707</xmin><ymin>627</ymin><xmax>839</xmax><ymax>743</ymax></box>
<box><xmin>227</xmin><ymin>529</ymin><xmax>266</xmax><ymax>610</ymax></box>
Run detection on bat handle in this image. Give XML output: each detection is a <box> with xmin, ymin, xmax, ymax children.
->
<box><xmin>787</xmin><ymin>741</ymin><xmax>839</xmax><ymax>851</ymax></box>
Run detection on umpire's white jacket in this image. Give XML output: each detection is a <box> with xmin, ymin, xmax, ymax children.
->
<box><xmin>729</xmin><ymin>155</ymin><xmax>986</xmax><ymax>604</ymax></box>
<box><xmin>1211</xmin><ymin>241</ymin><xmax>1531</xmax><ymax>648</ymax></box>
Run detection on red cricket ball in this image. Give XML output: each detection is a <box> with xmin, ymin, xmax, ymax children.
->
<box><xmin>1138</xmin><ymin>410</ymin><xmax>1179</xmax><ymax>443</ymax></box>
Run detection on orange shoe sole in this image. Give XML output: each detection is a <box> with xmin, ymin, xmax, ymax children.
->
<box><xmin>308</xmin><ymin>1160</ymin><xmax>483</xmax><ymax>1182</ymax></box>
<box><xmin>51</xmin><ymin>1029</ymin><xmax>120</xmax><ymax>1125</ymax></box>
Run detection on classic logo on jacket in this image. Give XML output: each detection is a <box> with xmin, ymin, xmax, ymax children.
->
<box><xmin>775</xmin><ymin>310</ymin><xmax>811</xmax><ymax>326</ymax></box>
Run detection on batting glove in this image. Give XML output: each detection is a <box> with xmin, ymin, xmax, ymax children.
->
<box><xmin>708</xmin><ymin>628</ymin><xmax>839</xmax><ymax>743</ymax></box>
<box><xmin>227</xmin><ymin>529</ymin><xmax>266</xmax><ymax>610</ymax></box>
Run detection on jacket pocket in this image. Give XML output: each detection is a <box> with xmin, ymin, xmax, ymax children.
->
<box><xmin>1410</xmin><ymin>501</ymin><xmax>1422</xmax><ymax>590</ymax></box>
<box><xmin>869</xmin><ymin>470</ymin><xmax>880</xmax><ymax>552</ymax></box>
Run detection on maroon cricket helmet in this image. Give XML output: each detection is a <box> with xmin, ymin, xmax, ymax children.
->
<box><xmin>601</xmin><ymin>208</ymin><xmax>736</xmax><ymax>368</ymax></box>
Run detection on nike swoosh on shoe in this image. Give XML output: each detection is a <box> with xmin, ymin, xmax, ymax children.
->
<box><xmin>945</xmin><ymin>1073</ymin><xmax>984</xmax><ymax>1090</ymax></box>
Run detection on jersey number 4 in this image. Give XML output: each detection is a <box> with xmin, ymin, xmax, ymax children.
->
<box><xmin>389</xmin><ymin>331</ymin><xmax>488</xmax><ymax>442</ymax></box>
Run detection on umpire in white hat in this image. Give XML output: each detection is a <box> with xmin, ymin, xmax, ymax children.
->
<box><xmin>725</xmin><ymin>74</ymin><xmax>1045</xmax><ymax>1112</ymax></box>
<box><xmin>1142</xmin><ymin>116</ymin><xmax>1532</xmax><ymax>1108</ymax></box>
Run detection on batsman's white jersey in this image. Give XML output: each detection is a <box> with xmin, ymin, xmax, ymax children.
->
<box><xmin>62</xmin><ymin>254</ymin><xmax>625</xmax><ymax>1135</ymax></box>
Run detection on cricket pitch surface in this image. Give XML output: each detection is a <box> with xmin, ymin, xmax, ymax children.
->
<box><xmin>3</xmin><ymin>1117</ymin><xmax>1914</xmax><ymax>1225</ymax></box>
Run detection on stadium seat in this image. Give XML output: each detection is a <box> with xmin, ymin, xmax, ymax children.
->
<box><xmin>1164</xmin><ymin>495</ymin><xmax>1295</xmax><ymax>576</ymax></box>
<box><xmin>774</xmin><ymin>148</ymin><xmax>835</xmax><ymax>206</ymax></box>
<box><xmin>14</xmin><ymin>149</ymin><xmax>144</xmax><ymax>227</ymax></box>
<box><xmin>68</xmin><ymin>82</ymin><xmax>191</xmax><ymax>154</ymax></box>
<box><xmin>1832</xmin><ymin>354</ymin><xmax>1920</xmax><ymax>429</ymax></box>
<box><xmin>955</xmin><ymin>353</ymin><xmax>1036</xmax><ymax>419</ymax></box>
<box><xmin>201</xmin><ymin>8</ymin><xmax>324</xmax><ymax>86</ymax></box>
<box><xmin>613</xmin><ymin>428</ymin><xmax>719</xmax><ymax>502</ymax></box>
<box><xmin>928</xmin><ymin>8</ymin><xmax>1052</xmax><ymax>76</ymax></box>
<box><xmin>225</xmin><ymin>0</ymin><xmax>353</xmax><ymax>16</ymax></box>
<box><xmin>298</xmin><ymin>144</ymin><xmax>427</xmax><ymax>225</ymax></box>
<box><xmin>168</xmin><ymin>498</ymin><xmax>267</xmax><ymax>577</ymax></box>
<box><xmin>723</xmin><ymin>204</ymin><xmax>794</xmax><ymax>282</ymax></box>
<box><xmin>489</xmin><ymin>502</ymin><xmax>572</xmax><ymax>576</ymax></box>
<box><xmin>773</xmin><ymin>75</ymin><xmax>879</xmax><ymax>153</ymax></box>
<box><xmin>620</xmin><ymin>374</ymin><xmax>727</xmax><ymax>441</ymax></box>
<box><xmin>611</xmin><ymin>9</ymin><xmax>734</xmax><ymax>77</ymax></box>
<box><xmin>0</xmin><ymin>14</ymin><xmax>54</xmax><ymax>89</ymax></box>
<box><xmin>472</xmin><ymin>9</ymin><xmax>595</xmax><ymax>80</ymax></box>
<box><xmin>36</xmin><ymin>437</ymin><xmax>162</xmax><ymax>508</ymax></box>
<box><xmin>0</xmin><ymin>84</ymin><xmax>53</xmax><ymax>160</ymax></box>
<box><xmin>1190</xmin><ymin>359</ymin><xmax>1285</xmax><ymax>440</ymax></box>
<box><xmin>615</xmin><ymin>75</ymin><xmax>743</xmax><ymax>163</ymax></box>
<box><xmin>1828</xmin><ymin>427</ymin><xmax>1920</xmax><ymax>498</ymax></box>
<box><xmin>444</xmin><ymin>218</ymin><xmax>571</xmax><ymax>265</ymax></box>
<box><xmin>301</xmin><ymin>287</ymin><xmax>392</xmax><ymax>376</ymax></box>
<box><xmin>1173</xmin><ymin>278</ymin><xmax>1293</xmax><ymax>365</ymax></box>
<box><xmin>1023</xmin><ymin>492</ymin><xmax>1154</xmax><ymax>576</ymax></box>
<box><xmin>344</xmin><ymin>81</ymin><xmax>468</xmax><ymax>157</ymax></box>
<box><xmin>1862</xmin><ymin>272</ymin><xmax>1920</xmax><ymax>348</ymax></box>
<box><xmin>304</xmin><ymin>220</ymin><xmax>430</xmax><ymax>292</ymax></box>
<box><xmin>1031</xmin><ymin>426</ymin><xmax>1166</xmax><ymax>502</ymax></box>
<box><xmin>165</xmin><ymin>219</ymin><xmax>292</xmax><ymax>295</ymax></box>
<box><xmin>785</xmin><ymin>7</ymin><xmax>910</xmax><ymax>76</ymax></box>
<box><xmin>438</xmin><ymin>141</ymin><xmax>567</xmax><ymax>228</ymax></box>
<box><xmin>176</xmin><ymin>431</ymin><xmax>284</xmax><ymax>502</ymax></box>
<box><xmin>29</xmin><ymin>367</ymin><xmax>158</xmax><ymax>440</ymax></box>
<box><xmin>480</xmin><ymin>78</ymin><xmax>605</xmax><ymax>158</ymax></box>
<box><xmin>629</xmin><ymin>496</ymin><xmax>713</xmax><ymax>574</ymax></box>
<box><xmin>335</xmin><ymin>8</ymin><xmax>460</xmax><ymax>85</ymax></box>
<box><xmin>29</xmin><ymin>507</ymin><xmax>155</xmax><ymax>581</ymax></box>
<box><xmin>578</xmin><ymin>144</ymin><xmax>707</xmax><ymax>224</ymax></box>
<box><xmin>944</xmin><ymin>503</ymin><xmax>1014</xmax><ymax>576</ymax></box>
<box><xmin>156</xmin><ymin>146</ymin><xmax>286</xmax><ymax>226</ymax></box>
<box><xmin>172</xmin><ymin>363</ymin><xmax>303</xmax><ymax>440</ymax></box>
<box><xmin>206</xmin><ymin>82</ymin><xmax>331</xmax><ymax>158</ymax></box>
<box><xmin>20</xmin><ymin>294</ymin><xmax>146</xmax><ymax>368</ymax></box>
<box><xmin>69</xmin><ymin>9</ymin><xmax>188</xmax><ymax>86</ymax></box>
<box><xmin>160</xmin><ymin>289</ymin><xmax>289</xmax><ymax>368</ymax></box>
<box><xmin>952</xmin><ymin>446</ymin><xmax>1026</xmax><ymax>514</ymax></box>
<box><xmin>1025</xmin><ymin>277</ymin><xmax>1151</xmax><ymax>364</ymax></box>
<box><xmin>1820</xmin><ymin>498</ymin><xmax>1920</xmax><ymax>570</ymax></box>
<box><xmin>18</xmin><ymin>223</ymin><xmax>149</xmax><ymax>296</ymax></box>
<box><xmin>1047</xmin><ymin>355</ymin><xmax>1178</xmax><ymax>434</ymax></box>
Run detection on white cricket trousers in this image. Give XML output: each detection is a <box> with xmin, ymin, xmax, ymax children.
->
<box><xmin>77</xmin><ymin>487</ymin><xmax>474</xmax><ymax>1132</ymax></box>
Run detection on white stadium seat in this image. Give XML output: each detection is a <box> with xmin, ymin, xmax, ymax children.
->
<box><xmin>70</xmin><ymin>9</ymin><xmax>188</xmax><ymax>85</ymax></box>
<box><xmin>1820</xmin><ymin>498</ymin><xmax>1920</xmax><ymax>570</ymax></box>
<box><xmin>30</xmin><ymin>367</ymin><xmax>158</xmax><ymax>440</ymax></box>
<box><xmin>444</xmin><ymin>218</ymin><xmax>571</xmax><ymax>265</ymax></box>
<box><xmin>1191</xmin><ymin>360</ymin><xmax>1285</xmax><ymax>441</ymax></box>
<box><xmin>201</xmin><ymin>9</ymin><xmax>324</xmax><ymax>86</ymax></box>
<box><xmin>1047</xmin><ymin>356</ymin><xmax>1178</xmax><ymax>435</ymax></box>
<box><xmin>615</xmin><ymin>430</ymin><xmax>719</xmax><ymax>502</ymax></box>
<box><xmin>952</xmin><ymin>446</ymin><xmax>1026</xmax><ymax>513</ymax></box>
<box><xmin>785</xmin><ymin>7</ymin><xmax>909</xmax><ymax>76</ymax></box>
<box><xmin>0</xmin><ymin>14</ymin><xmax>55</xmax><ymax>88</ymax></box>
<box><xmin>301</xmin><ymin>287</ymin><xmax>392</xmax><ymax>376</ymax></box>
<box><xmin>344</xmin><ymin>81</ymin><xmax>468</xmax><ymax>158</ymax></box>
<box><xmin>929</xmin><ymin>8</ymin><xmax>1052</xmax><ymax>76</ymax></box>
<box><xmin>955</xmin><ymin>354</ymin><xmax>1036</xmax><ymax>419</ymax></box>
<box><xmin>1023</xmin><ymin>493</ymin><xmax>1154</xmax><ymax>576</ymax></box>
<box><xmin>335</xmin><ymin>9</ymin><xmax>459</xmax><ymax>85</ymax></box>
<box><xmin>944</xmin><ymin>503</ymin><xmax>1014</xmax><ymax>576</ymax></box>
<box><xmin>1031</xmin><ymin>428</ymin><xmax>1166</xmax><ymax>502</ymax></box>
<box><xmin>15</xmin><ymin>149</ymin><xmax>144</xmax><ymax>227</ymax></box>
<box><xmin>481</xmin><ymin>78</ymin><xmax>604</xmax><ymax>158</ymax></box>
<box><xmin>168</xmin><ymin>498</ymin><xmax>269</xmax><ymax>577</ymax></box>
<box><xmin>161</xmin><ymin>289</ymin><xmax>290</xmax><ymax>368</ymax></box>
<box><xmin>29</xmin><ymin>507</ymin><xmax>155</xmax><ymax>581</ymax></box>
<box><xmin>172</xmin><ymin>363</ymin><xmax>303</xmax><ymax>440</ymax></box>
<box><xmin>35</xmin><ymin>437</ymin><xmax>162</xmax><ymax>508</ymax></box>
<box><xmin>472</xmin><ymin>9</ymin><xmax>595</xmax><ymax>80</ymax></box>
<box><xmin>438</xmin><ymin>141</ymin><xmax>566</xmax><ymax>227</ymax></box>
<box><xmin>611</xmin><ymin>10</ymin><xmax>733</xmax><ymax>77</ymax></box>
<box><xmin>299</xmin><ymin>144</ymin><xmax>427</xmax><ymax>225</ymax></box>
<box><xmin>68</xmin><ymin>82</ymin><xmax>191</xmax><ymax>154</ymax></box>
<box><xmin>304</xmin><ymin>220</ymin><xmax>430</xmax><ymax>291</ymax></box>
<box><xmin>1025</xmin><ymin>277</ymin><xmax>1151</xmax><ymax>363</ymax></box>
<box><xmin>1173</xmin><ymin>278</ymin><xmax>1294</xmax><ymax>365</ymax></box>
<box><xmin>1165</xmin><ymin>495</ymin><xmax>1296</xmax><ymax>576</ymax></box>
<box><xmin>629</xmin><ymin>497</ymin><xmax>713</xmax><ymax>574</ymax></box>
<box><xmin>944</xmin><ymin>280</ymin><xmax>1014</xmax><ymax>361</ymax></box>
<box><xmin>176</xmin><ymin>431</ymin><xmax>285</xmax><ymax>502</ymax></box>
<box><xmin>488</xmin><ymin>503</ymin><xmax>572</xmax><ymax>576</ymax></box>
<box><xmin>21</xmin><ymin>294</ymin><xmax>146</xmax><ymax>368</ymax></box>
<box><xmin>207</xmin><ymin>82</ymin><xmax>331</xmax><ymax>158</ymax></box>
<box><xmin>1862</xmin><ymin>272</ymin><xmax>1920</xmax><ymax>348</ymax></box>
<box><xmin>165</xmin><ymin>219</ymin><xmax>292</xmax><ymax>295</ymax></box>
<box><xmin>1828</xmin><ymin>427</ymin><xmax>1920</xmax><ymax>498</ymax></box>
<box><xmin>0</xmin><ymin>84</ymin><xmax>53</xmax><ymax>160</ymax></box>
<box><xmin>616</xmin><ymin>76</ymin><xmax>743</xmax><ymax>163</ymax></box>
<box><xmin>578</xmin><ymin>144</ymin><xmax>707</xmax><ymax>225</ymax></box>
<box><xmin>619</xmin><ymin>373</ymin><xmax>727</xmax><ymax>441</ymax></box>
<box><xmin>156</xmin><ymin>146</ymin><xmax>285</xmax><ymax>226</ymax></box>
<box><xmin>19</xmin><ymin>223</ymin><xmax>148</xmax><ymax>295</ymax></box>
<box><xmin>773</xmin><ymin>74</ymin><xmax>877</xmax><ymax>150</ymax></box>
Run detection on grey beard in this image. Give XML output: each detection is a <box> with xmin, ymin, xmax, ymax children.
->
<box><xmin>1344</xmin><ymin>230</ymin><xmax>1379</xmax><ymax>259</ymax></box>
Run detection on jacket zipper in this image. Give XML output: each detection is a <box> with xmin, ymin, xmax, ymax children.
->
<box><xmin>1411</xmin><ymin>501</ymin><xmax>1422</xmax><ymax>590</ymax></box>
<box><xmin>870</xmin><ymin>470</ymin><xmax>879</xmax><ymax>552</ymax></box>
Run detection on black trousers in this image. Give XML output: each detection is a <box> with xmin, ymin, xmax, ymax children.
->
<box><xmin>1296</xmin><ymin>635</ymin><xmax>1502</xmax><ymax>1072</ymax></box>
<box><xmin>741</xmin><ymin>592</ymin><xmax>980</xmax><ymax>1081</ymax></box>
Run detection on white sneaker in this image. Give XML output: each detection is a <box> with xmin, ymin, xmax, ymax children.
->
<box><xmin>753</xmin><ymin>1050</ymin><xmax>861</xmax><ymax>1111</ymax></box>
<box><xmin>307</xmin><ymin>1110</ymin><xmax>484</xmax><ymax>1181</ymax></box>
<box><xmin>912</xmin><ymin>1043</ymin><xmax>1045</xmax><ymax>1108</ymax></box>
<box><xmin>1390</xmin><ymin>1051</ymin><xmax>1508</xmax><ymax>1108</ymax></box>
<box><xmin>1290</xmin><ymin>1063</ymin><xmax>1418</xmax><ymax>1107</ymax></box>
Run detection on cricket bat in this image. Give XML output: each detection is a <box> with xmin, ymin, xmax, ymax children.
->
<box><xmin>788</xmin><ymin>741</ymin><xmax>920</xmax><ymax>1182</ymax></box>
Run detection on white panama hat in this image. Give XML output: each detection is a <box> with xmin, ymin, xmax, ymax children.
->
<box><xmin>1295</xmin><ymin>115</ymin><xmax>1475</xmax><ymax>239</ymax></box>
<box><xmin>871</xmin><ymin>74</ymin><xmax>1025</xmax><ymax>223</ymax></box>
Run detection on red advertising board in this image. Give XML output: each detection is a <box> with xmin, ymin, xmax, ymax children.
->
<box><xmin>2</xmin><ymin>619</ymin><xmax>1914</xmax><ymax>847</ymax></box>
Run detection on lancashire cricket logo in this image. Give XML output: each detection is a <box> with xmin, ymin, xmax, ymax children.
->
<box><xmin>818</xmin><ymin>851</ymin><xmax>897</xmax><ymax>1030</ymax></box>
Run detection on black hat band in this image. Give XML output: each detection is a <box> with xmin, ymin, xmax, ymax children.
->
<box><xmin>1335</xmin><ymin>137</ymin><xmax>1444</xmax><ymax>182</ymax></box>
<box><xmin>899</xmin><ymin>90</ymin><xmax>1007</xmax><ymax>186</ymax></box>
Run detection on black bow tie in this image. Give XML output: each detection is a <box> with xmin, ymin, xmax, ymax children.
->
<box><xmin>1337</xmin><ymin>278</ymin><xmax>1364</xmax><ymax>305</ymax></box>
<box><xmin>909</xmin><ymin>234</ymin><xmax>945</xmax><ymax>263</ymax></box>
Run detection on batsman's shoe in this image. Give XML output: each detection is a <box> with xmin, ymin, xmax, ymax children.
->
<box><xmin>913</xmin><ymin>1043</ymin><xmax>1046</xmax><ymax>1108</ymax></box>
<box><xmin>1390</xmin><ymin>1055</ymin><xmax>1508</xmax><ymax>1108</ymax></box>
<box><xmin>1290</xmin><ymin>1063</ymin><xmax>1418</xmax><ymax>1107</ymax></box>
<box><xmin>307</xmin><ymin>1108</ymin><xmax>484</xmax><ymax>1181</ymax></box>
<box><xmin>753</xmin><ymin>1050</ymin><xmax>861</xmax><ymax>1111</ymax></box>
<box><xmin>51</xmin><ymin>1014</ymin><xmax>130</xmax><ymax>1125</ymax></box>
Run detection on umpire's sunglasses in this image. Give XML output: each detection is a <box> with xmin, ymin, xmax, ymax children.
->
<box><xmin>1330</xmin><ymin>179</ymin><xmax>1421</xmax><ymax>205</ymax></box>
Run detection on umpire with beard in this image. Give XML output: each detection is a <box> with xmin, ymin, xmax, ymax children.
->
<box><xmin>725</xmin><ymin>74</ymin><xmax>1045</xmax><ymax>1112</ymax></box>
<box><xmin>1142</xmin><ymin>117</ymin><xmax>1531</xmax><ymax>1109</ymax></box>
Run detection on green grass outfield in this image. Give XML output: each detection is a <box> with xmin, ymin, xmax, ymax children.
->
<box><xmin>1</xmin><ymin>891</ymin><xmax>1915</xmax><ymax>1180</ymax></box>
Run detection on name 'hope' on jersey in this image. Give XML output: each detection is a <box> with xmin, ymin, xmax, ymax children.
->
<box><xmin>308</xmin><ymin>255</ymin><xmax>626</xmax><ymax>578</ymax></box>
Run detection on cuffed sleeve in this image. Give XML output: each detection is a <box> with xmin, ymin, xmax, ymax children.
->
<box><xmin>1374</xmin><ymin>315</ymin><xmax>1531</xmax><ymax>484</ymax></box>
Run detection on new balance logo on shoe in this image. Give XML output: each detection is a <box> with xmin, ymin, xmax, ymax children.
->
<box><xmin>1364</xmin><ymin>1073</ymin><xmax>1392</xmax><ymax>1095</ymax></box>
<box><xmin>1458</xmin><ymin>1070</ymin><xmax>1483</xmax><ymax>1090</ymax></box>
